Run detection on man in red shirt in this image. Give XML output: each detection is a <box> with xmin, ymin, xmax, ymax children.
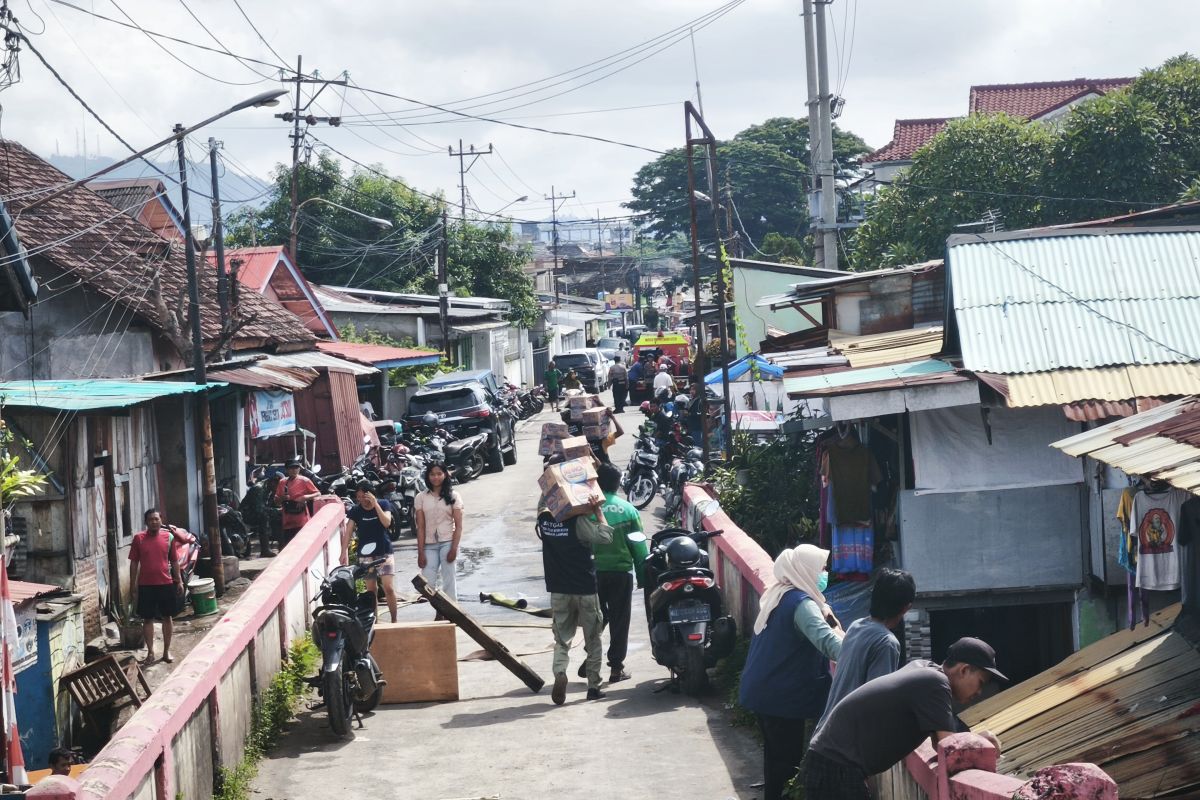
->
<box><xmin>274</xmin><ymin>458</ymin><xmax>320</xmax><ymax>547</ymax></box>
<box><xmin>128</xmin><ymin>508</ymin><xmax>184</xmax><ymax>663</ymax></box>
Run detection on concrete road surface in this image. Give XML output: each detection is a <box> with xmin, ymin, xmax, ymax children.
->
<box><xmin>254</xmin><ymin>401</ymin><xmax>762</xmax><ymax>800</ymax></box>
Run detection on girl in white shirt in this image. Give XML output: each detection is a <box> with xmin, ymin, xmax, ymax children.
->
<box><xmin>415</xmin><ymin>463</ymin><xmax>464</xmax><ymax>601</ymax></box>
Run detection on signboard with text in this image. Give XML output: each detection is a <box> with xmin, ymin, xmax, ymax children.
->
<box><xmin>248</xmin><ymin>390</ymin><xmax>297</xmax><ymax>439</ymax></box>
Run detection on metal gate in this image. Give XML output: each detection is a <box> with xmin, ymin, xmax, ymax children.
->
<box><xmin>532</xmin><ymin>347</ymin><xmax>549</xmax><ymax>384</ymax></box>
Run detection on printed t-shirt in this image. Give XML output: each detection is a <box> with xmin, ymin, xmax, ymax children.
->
<box><xmin>275</xmin><ymin>475</ymin><xmax>318</xmax><ymax>530</ymax></box>
<box><xmin>809</xmin><ymin>659</ymin><xmax>955</xmax><ymax>775</ymax></box>
<box><xmin>592</xmin><ymin>492</ymin><xmax>644</xmax><ymax>574</ymax></box>
<box><xmin>129</xmin><ymin>529</ymin><xmax>178</xmax><ymax>586</ymax></box>
<box><xmin>347</xmin><ymin>499</ymin><xmax>394</xmax><ymax>556</ymax></box>
<box><xmin>415</xmin><ymin>490</ymin><xmax>462</xmax><ymax>543</ymax></box>
<box><xmin>1133</xmin><ymin>487</ymin><xmax>1189</xmax><ymax>590</ymax></box>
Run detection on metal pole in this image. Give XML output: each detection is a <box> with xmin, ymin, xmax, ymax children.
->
<box><xmin>439</xmin><ymin>209</ymin><xmax>450</xmax><ymax>360</ymax></box>
<box><xmin>458</xmin><ymin>140</ymin><xmax>467</xmax><ymax>223</ymax></box>
<box><xmin>288</xmin><ymin>55</ymin><xmax>303</xmax><ymax>261</ymax></box>
<box><xmin>684</xmin><ymin>108</ymin><xmax>709</xmax><ymax>465</ymax></box>
<box><xmin>175</xmin><ymin>125</ymin><xmax>225</xmax><ymax>597</ymax></box>
<box><xmin>550</xmin><ymin>186</ymin><xmax>561</xmax><ymax>308</ymax></box>
<box><xmin>208</xmin><ymin>138</ymin><xmax>229</xmax><ymax>353</ymax></box>
<box><xmin>814</xmin><ymin>0</ymin><xmax>839</xmax><ymax>271</ymax></box>
<box><xmin>802</xmin><ymin>0</ymin><xmax>823</xmax><ymax>269</ymax></box>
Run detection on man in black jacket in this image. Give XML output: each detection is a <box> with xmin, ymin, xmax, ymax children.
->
<box><xmin>537</xmin><ymin>493</ymin><xmax>612</xmax><ymax>704</ymax></box>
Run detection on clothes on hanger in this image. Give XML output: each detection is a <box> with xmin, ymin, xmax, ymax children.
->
<box><xmin>1115</xmin><ymin>484</ymin><xmax>1144</xmax><ymax>629</ymax></box>
<box><xmin>1131</xmin><ymin>484</ymin><xmax>1188</xmax><ymax>592</ymax></box>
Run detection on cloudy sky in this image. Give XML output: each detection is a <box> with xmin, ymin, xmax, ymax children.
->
<box><xmin>4</xmin><ymin>0</ymin><xmax>1198</xmax><ymax>225</ymax></box>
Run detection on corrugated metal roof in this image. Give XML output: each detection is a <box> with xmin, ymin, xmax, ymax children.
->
<box><xmin>10</xmin><ymin>580</ymin><xmax>65</xmax><ymax>604</ymax></box>
<box><xmin>0</xmin><ymin>379</ymin><xmax>217</xmax><ymax>410</ymax></box>
<box><xmin>762</xmin><ymin>260</ymin><xmax>944</xmax><ymax>309</ymax></box>
<box><xmin>260</xmin><ymin>351</ymin><xmax>377</xmax><ymax>377</ymax></box>
<box><xmin>1004</xmin><ymin>364</ymin><xmax>1200</xmax><ymax>407</ymax></box>
<box><xmin>828</xmin><ymin>325</ymin><xmax>944</xmax><ymax>368</ymax></box>
<box><xmin>315</xmin><ymin>341</ymin><xmax>442</xmax><ymax>369</ymax></box>
<box><xmin>783</xmin><ymin>358</ymin><xmax>957</xmax><ymax>396</ymax></box>
<box><xmin>451</xmin><ymin>321</ymin><xmax>508</xmax><ymax>334</ymax></box>
<box><xmin>206</xmin><ymin>363</ymin><xmax>317</xmax><ymax>391</ymax></box>
<box><xmin>948</xmin><ymin>229</ymin><xmax>1200</xmax><ymax>373</ymax></box>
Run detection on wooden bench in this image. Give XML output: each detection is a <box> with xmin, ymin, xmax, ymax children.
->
<box><xmin>60</xmin><ymin>654</ymin><xmax>151</xmax><ymax>728</ymax></box>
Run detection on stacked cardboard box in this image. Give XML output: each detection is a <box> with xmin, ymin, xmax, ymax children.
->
<box><xmin>538</xmin><ymin>458</ymin><xmax>600</xmax><ymax>521</ymax></box>
<box><xmin>537</xmin><ymin>421</ymin><xmax>571</xmax><ymax>457</ymax></box>
<box><xmin>567</xmin><ymin>393</ymin><xmax>602</xmax><ymax>421</ymax></box>
<box><xmin>554</xmin><ymin>435</ymin><xmax>592</xmax><ymax>459</ymax></box>
<box><xmin>581</xmin><ymin>407</ymin><xmax>611</xmax><ymax>440</ymax></box>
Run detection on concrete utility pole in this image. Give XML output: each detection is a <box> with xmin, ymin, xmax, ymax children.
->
<box><xmin>814</xmin><ymin>0</ymin><xmax>838</xmax><ymax>271</ymax></box>
<box><xmin>545</xmin><ymin>186</ymin><xmax>575</xmax><ymax>308</ymax></box>
<box><xmin>208</xmin><ymin>138</ymin><xmax>229</xmax><ymax>355</ymax></box>
<box><xmin>802</xmin><ymin>0</ymin><xmax>826</xmax><ymax>269</ymax></box>
<box><xmin>279</xmin><ymin>56</ymin><xmax>347</xmax><ymax>262</ymax></box>
<box><xmin>447</xmin><ymin>140</ymin><xmax>493</xmax><ymax>224</ymax></box>
<box><xmin>438</xmin><ymin>208</ymin><xmax>451</xmax><ymax>360</ymax></box>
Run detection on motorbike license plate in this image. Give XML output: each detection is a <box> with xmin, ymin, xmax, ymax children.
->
<box><xmin>669</xmin><ymin>604</ymin><xmax>711</xmax><ymax>624</ymax></box>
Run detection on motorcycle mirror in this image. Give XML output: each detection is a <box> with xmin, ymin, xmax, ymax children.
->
<box><xmin>360</xmin><ymin>541</ymin><xmax>377</xmax><ymax>556</ymax></box>
<box><xmin>312</xmin><ymin>463</ymin><xmax>322</xmax><ymax>474</ymax></box>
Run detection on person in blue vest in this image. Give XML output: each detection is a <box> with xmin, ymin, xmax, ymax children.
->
<box><xmin>739</xmin><ymin>543</ymin><xmax>844</xmax><ymax>800</ymax></box>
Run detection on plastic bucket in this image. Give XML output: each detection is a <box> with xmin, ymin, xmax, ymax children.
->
<box><xmin>188</xmin><ymin>578</ymin><xmax>218</xmax><ymax>616</ymax></box>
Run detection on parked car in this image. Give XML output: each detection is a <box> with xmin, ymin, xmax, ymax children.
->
<box><xmin>424</xmin><ymin>368</ymin><xmax>505</xmax><ymax>397</ymax></box>
<box><xmin>404</xmin><ymin>380</ymin><xmax>516</xmax><ymax>472</ymax></box>
<box><xmin>553</xmin><ymin>349</ymin><xmax>607</xmax><ymax>394</ymax></box>
<box><xmin>595</xmin><ymin>336</ymin><xmax>631</xmax><ymax>363</ymax></box>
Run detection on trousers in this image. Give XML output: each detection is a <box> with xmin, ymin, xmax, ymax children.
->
<box><xmin>596</xmin><ymin>570</ymin><xmax>633</xmax><ymax>670</ymax></box>
<box><xmin>759</xmin><ymin>714</ymin><xmax>811</xmax><ymax>800</ymax></box>
<box><xmin>421</xmin><ymin>541</ymin><xmax>458</xmax><ymax>601</ymax></box>
<box><xmin>551</xmin><ymin>593</ymin><xmax>604</xmax><ymax>689</ymax></box>
<box><xmin>611</xmin><ymin>381</ymin><xmax>628</xmax><ymax>412</ymax></box>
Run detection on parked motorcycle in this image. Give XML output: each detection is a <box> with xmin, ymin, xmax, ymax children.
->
<box><xmin>622</xmin><ymin>432</ymin><xmax>661</xmax><ymax>509</ymax></box>
<box><xmin>661</xmin><ymin>447</ymin><xmax>705</xmax><ymax>519</ymax></box>
<box><xmin>642</xmin><ymin>528</ymin><xmax>737</xmax><ymax>695</ymax></box>
<box><xmin>309</xmin><ymin>542</ymin><xmax>388</xmax><ymax>738</ymax></box>
<box><xmin>217</xmin><ymin>486</ymin><xmax>252</xmax><ymax>559</ymax></box>
<box><xmin>166</xmin><ymin>524</ymin><xmax>201</xmax><ymax>587</ymax></box>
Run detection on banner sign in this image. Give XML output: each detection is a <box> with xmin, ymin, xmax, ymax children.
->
<box><xmin>248</xmin><ymin>390</ymin><xmax>296</xmax><ymax>439</ymax></box>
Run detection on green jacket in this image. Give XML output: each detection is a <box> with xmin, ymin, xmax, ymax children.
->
<box><xmin>592</xmin><ymin>491</ymin><xmax>646</xmax><ymax>579</ymax></box>
<box><xmin>545</xmin><ymin>368</ymin><xmax>562</xmax><ymax>390</ymax></box>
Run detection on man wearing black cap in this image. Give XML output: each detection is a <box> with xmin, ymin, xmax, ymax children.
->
<box><xmin>803</xmin><ymin>637</ymin><xmax>1006</xmax><ymax>799</ymax></box>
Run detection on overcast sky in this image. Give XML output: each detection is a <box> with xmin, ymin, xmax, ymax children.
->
<box><xmin>4</xmin><ymin>0</ymin><xmax>1198</xmax><ymax>224</ymax></box>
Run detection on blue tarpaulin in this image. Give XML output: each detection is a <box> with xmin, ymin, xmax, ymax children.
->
<box><xmin>704</xmin><ymin>354</ymin><xmax>785</xmax><ymax>384</ymax></box>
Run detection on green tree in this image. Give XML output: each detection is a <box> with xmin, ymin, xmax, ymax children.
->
<box><xmin>626</xmin><ymin>117</ymin><xmax>868</xmax><ymax>244</ymax></box>
<box><xmin>445</xmin><ymin>225</ymin><xmax>538</xmax><ymax>329</ymax></box>
<box><xmin>1129</xmin><ymin>54</ymin><xmax>1200</xmax><ymax>182</ymax></box>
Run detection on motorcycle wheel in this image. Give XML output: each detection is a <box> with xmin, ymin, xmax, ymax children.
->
<box><xmin>681</xmin><ymin>648</ymin><xmax>709</xmax><ymax>696</ymax></box>
<box><xmin>354</xmin><ymin>683</ymin><xmax>383</xmax><ymax>714</ymax></box>
<box><xmin>663</xmin><ymin>491</ymin><xmax>681</xmax><ymax>518</ymax></box>
<box><xmin>627</xmin><ymin>474</ymin><xmax>657</xmax><ymax>510</ymax></box>
<box><xmin>324</xmin><ymin>668</ymin><xmax>354</xmax><ymax>739</ymax></box>
<box><xmin>462</xmin><ymin>450</ymin><xmax>486</xmax><ymax>481</ymax></box>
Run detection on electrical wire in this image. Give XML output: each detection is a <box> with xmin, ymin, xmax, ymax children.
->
<box><xmin>176</xmin><ymin>0</ymin><xmax>279</xmax><ymax>82</ymax></box>
<box><xmin>341</xmin><ymin>100</ymin><xmax>681</xmax><ymax>127</ymax></box>
<box><xmin>231</xmin><ymin>0</ymin><xmax>290</xmax><ymax>70</ymax></box>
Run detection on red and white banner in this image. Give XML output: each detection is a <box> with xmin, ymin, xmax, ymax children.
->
<box><xmin>248</xmin><ymin>390</ymin><xmax>297</xmax><ymax>439</ymax></box>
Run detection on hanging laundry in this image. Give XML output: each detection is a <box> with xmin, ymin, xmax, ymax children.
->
<box><xmin>1131</xmin><ymin>486</ymin><xmax>1189</xmax><ymax>592</ymax></box>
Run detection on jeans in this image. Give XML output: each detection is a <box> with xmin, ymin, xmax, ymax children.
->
<box><xmin>551</xmin><ymin>593</ymin><xmax>604</xmax><ymax>689</ymax></box>
<box><xmin>596</xmin><ymin>571</ymin><xmax>633</xmax><ymax>670</ymax></box>
<box><xmin>422</xmin><ymin>541</ymin><xmax>457</xmax><ymax>601</ymax></box>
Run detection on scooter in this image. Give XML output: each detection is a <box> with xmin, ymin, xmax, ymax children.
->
<box><xmin>622</xmin><ymin>432</ymin><xmax>660</xmax><ymax>509</ymax></box>
<box><xmin>309</xmin><ymin>542</ymin><xmax>388</xmax><ymax>738</ymax></box>
<box><xmin>217</xmin><ymin>486</ymin><xmax>252</xmax><ymax>559</ymax></box>
<box><xmin>643</xmin><ymin>528</ymin><xmax>737</xmax><ymax>695</ymax></box>
<box><xmin>662</xmin><ymin>447</ymin><xmax>705</xmax><ymax>519</ymax></box>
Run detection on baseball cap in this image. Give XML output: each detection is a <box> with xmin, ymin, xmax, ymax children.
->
<box><xmin>284</xmin><ymin>457</ymin><xmax>301</xmax><ymax>468</ymax></box>
<box><xmin>946</xmin><ymin>637</ymin><xmax>1008</xmax><ymax>682</ymax></box>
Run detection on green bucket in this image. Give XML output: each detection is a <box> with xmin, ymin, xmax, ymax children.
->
<box><xmin>188</xmin><ymin>578</ymin><xmax>218</xmax><ymax>616</ymax></box>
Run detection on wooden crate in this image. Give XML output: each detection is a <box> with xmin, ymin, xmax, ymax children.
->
<box><xmin>372</xmin><ymin>621</ymin><xmax>459</xmax><ymax>704</ymax></box>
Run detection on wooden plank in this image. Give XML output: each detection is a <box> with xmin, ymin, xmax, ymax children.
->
<box><xmin>412</xmin><ymin>574</ymin><xmax>545</xmax><ymax>693</ymax></box>
<box><xmin>372</xmin><ymin>621</ymin><xmax>459</xmax><ymax>704</ymax></box>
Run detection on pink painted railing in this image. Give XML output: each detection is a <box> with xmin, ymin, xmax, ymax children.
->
<box><xmin>678</xmin><ymin>485</ymin><xmax>1118</xmax><ymax>800</ymax></box>
<box><xmin>30</xmin><ymin>499</ymin><xmax>347</xmax><ymax>800</ymax></box>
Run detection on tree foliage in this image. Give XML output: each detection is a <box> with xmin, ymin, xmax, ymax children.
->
<box><xmin>224</xmin><ymin>150</ymin><xmax>537</xmax><ymax>327</ymax></box>
<box><xmin>850</xmin><ymin>54</ymin><xmax>1200</xmax><ymax>269</ymax></box>
<box><xmin>626</xmin><ymin>117</ymin><xmax>868</xmax><ymax>247</ymax></box>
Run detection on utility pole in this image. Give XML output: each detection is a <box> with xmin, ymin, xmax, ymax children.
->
<box><xmin>278</xmin><ymin>56</ymin><xmax>346</xmax><ymax>262</ymax></box>
<box><xmin>208</xmin><ymin>137</ymin><xmax>229</xmax><ymax>356</ymax></box>
<box><xmin>447</xmin><ymin>140</ymin><xmax>493</xmax><ymax>224</ymax></box>
<box><xmin>802</xmin><ymin>0</ymin><xmax>824</xmax><ymax>269</ymax></box>
<box><xmin>175</xmin><ymin>124</ymin><xmax>224</xmax><ymax>597</ymax></box>
<box><xmin>596</xmin><ymin>209</ymin><xmax>606</xmax><ymax>301</ymax></box>
<box><xmin>813</xmin><ymin>1</ymin><xmax>838</xmax><ymax>270</ymax></box>
<box><xmin>723</xmin><ymin>169</ymin><xmax>742</xmax><ymax>259</ymax></box>
<box><xmin>438</xmin><ymin>208</ymin><xmax>450</xmax><ymax>361</ymax></box>
<box><xmin>545</xmin><ymin>185</ymin><xmax>575</xmax><ymax>308</ymax></box>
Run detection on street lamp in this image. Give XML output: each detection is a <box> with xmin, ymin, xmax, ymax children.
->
<box><xmin>291</xmin><ymin>196</ymin><xmax>393</xmax><ymax>234</ymax></box>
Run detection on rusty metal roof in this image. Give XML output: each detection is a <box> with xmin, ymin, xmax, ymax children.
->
<box><xmin>261</xmin><ymin>350</ymin><xmax>377</xmax><ymax>377</ymax></box>
<box><xmin>10</xmin><ymin>580</ymin><xmax>66</xmax><ymax>604</ymax></box>
<box><xmin>1002</xmin><ymin>364</ymin><xmax>1200</xmax><ymax>407</ymax></box>
<box><xmin>314</xmin><ymin>341</ymin><xmax>441</xmax><ymax>369</ymax></box>
<box><xmin>947</xmin><ymin>228</ymin><xmax>1200</xmax><ymax>374</ymax></box>
<box><xmin>206</xmin><ymin>362</ymin><xmax>317</xmax><ymax>391</ymax></box>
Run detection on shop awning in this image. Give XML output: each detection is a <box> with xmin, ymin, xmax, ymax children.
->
<box><xmin>315</xmin><ymin>340</ymin><xmax>442</xmax><ymax>369</ymax></box>
<box><xmin>0</xmin><ymin>379</ymin><xmax>220</xmax><ymax>411</ymax></box>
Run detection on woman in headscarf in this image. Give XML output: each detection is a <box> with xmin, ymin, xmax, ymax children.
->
<box><xmin>738</xmin><ymin>544</ymin><xmax>844</xmax><ymax>800</ymax></box>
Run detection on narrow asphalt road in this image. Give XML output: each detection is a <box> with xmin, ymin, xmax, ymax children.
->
<box><xmin>254</xmin><ymin>399</ymin><xmax>761</xmax><ymax>800</ymax></box>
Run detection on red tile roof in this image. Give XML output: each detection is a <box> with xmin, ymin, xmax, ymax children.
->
<box><xmin>865</xmin><ymin>118</ymin><xmax>951</xmax><ymax>163</ymax></box>
<box><xmin>211</xmin><ymin>246</ymin><xmax>338</xmax><ymax>338</ymax></box>
<box><xmin>214</xmin><ymin>245</ymin><xmax>284</xmax><ymax>292</ymax></box>
<box><xmin>4</xmin><ymin>141</ymin><xmax>313</xmax><ymax>351</ymax></box>
<box><xmin>969</xmin><ymin>78</ymin><xmax>1133</xmax><ymax>118</ymax></box>
<box><xmin>315</xmin><ymin>340</ymin><xmax>441</xmax><ymax>367</ymax></box>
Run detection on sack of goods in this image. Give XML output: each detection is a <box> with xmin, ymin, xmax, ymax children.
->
<box><xmin>580</xmin><ymin>407</ymin><xmax>611</xmax><ymax>440</ymax></box>
<box><xmin>538</xmin><ymin>421</ymin><xmax>572</xmax><ymax>457</ymax></box>
<box><xmin>553</xmin><ymin>435</ymin><xmax>592</xmax><ymax>460</ymax></box>
<box><xmin>567</xmin><ymin>393</ymin><xmax>602</xmax><ymax>421</ymax></box>
<box><xmin>538</xmin><ymin>458</ymin><xmax>600</xmax><ymax>521</ymax></box>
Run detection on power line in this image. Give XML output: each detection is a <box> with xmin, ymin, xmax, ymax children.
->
<box><xmin>231</xmin><ymin>0</ymin><xmax>291</xmax><ymax>70</ymax></box>
<box><xmin>176</xmin><ymin>0</ymin><xmax>279</xmax><ymax>82</ymax></box>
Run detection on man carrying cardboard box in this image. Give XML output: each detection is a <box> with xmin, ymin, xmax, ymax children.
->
<box><xmin>536</xmin><ymin>466</ymin><xmax>613</xmax><ymax>705</ymax></box>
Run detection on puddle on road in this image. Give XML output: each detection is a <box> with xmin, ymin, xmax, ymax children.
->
<box><xmin>456</xmin><ymin>545</ymin><xmax>493</xmax><ymax>577</ymax></box>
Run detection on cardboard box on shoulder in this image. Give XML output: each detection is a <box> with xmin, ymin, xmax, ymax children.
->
<box><xmin>567</xmin><ymin>393</ymin><xmax>602</xmax><ymax>421</ymax></box>
<box><xmin>553</xmin><ymin>435</ymin><xmax>592</xmax><ymax>460</ymax></box>
<box><xmin>538</xmin><ymin>457</ymin><xmax>600</xmax><ymax>521</ymax></box>
<box><xmin>580</xmin><ymin>407</ymin><xmax>611</xmax><ymax>440</ymax></box>
<box><xmin>537</xmin><ymin>421</ymin><xmax>572</xmax><ymax>456</ymax></box>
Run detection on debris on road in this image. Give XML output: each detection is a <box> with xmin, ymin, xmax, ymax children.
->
<box><xmin>479</xmin><ymin>591</ymin><xmax>553</xmax><ymax>617</ymax></box>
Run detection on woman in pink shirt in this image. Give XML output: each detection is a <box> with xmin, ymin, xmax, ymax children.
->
<box><xmin>415</xmin><ymin>463</ymin><xmax>464</xmax><ymax>602</ymax></box>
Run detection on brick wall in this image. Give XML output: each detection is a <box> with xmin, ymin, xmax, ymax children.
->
<box><xmin>73</xmin><ymin>558</ymin><xmax>101</xmax><ymax>641</ymax></box>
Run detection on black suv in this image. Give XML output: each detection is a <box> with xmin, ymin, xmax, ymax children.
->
<box><xmin>553</xmin><ymin>350</ymin><xmax>604</xmax><ymax>394</ymax></box>
<box><xmin>405</xmin><ymin>380</ymin><xmax>516</xmax><ymax>472</ymax></box>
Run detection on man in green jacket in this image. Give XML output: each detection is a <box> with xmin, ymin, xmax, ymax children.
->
<box><xmin>586</xmin><ymin>461</ymin><xmax>647</xmax><ymax>683</ymax></box>
<box><xmin>544</xmin><ymin>361</ymin><xmax>563</xmax><ymax>411</ymax></box>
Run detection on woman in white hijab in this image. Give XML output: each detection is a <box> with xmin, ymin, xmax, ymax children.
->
<box><xmin>738</xmin><ymin>544</ymin><xmax>845</xmax><ymax>800</ymax></box>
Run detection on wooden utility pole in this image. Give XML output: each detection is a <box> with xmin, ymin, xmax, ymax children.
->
<box><xmin>545</xmin><ymin>186</ymin><xmax>575</xmax><ymax>308</ymax></box>
<box><xmin>447</xmin><ymin>140</ymin><xmax>492</xmax><ymax>224</ymax></box>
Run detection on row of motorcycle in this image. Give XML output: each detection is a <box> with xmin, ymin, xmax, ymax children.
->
<box><xmin>621</xmin><ymin>418</ymin><xmax>707</xmax><ymax>518</ymax></box>
<box><xmin>497</xmin><ymin>381</ymin><xmax>548</xmax><ymax>421</ymax></box>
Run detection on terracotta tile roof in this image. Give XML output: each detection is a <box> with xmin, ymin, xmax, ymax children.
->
<box><xmin>213</xmin><ymin>245</ymin><xmax>285</xmax><ymax>292</ymax></box>
<box><xmin>3</xmin><ymin>141</ymin><xmax>314</xmax><ymax>351</ymax></box>
<box><xmin>969</xmin><ymin>77</ymin><xmax>1133</xmax><ymax>118</ymax></box>
<box><xmin>865</xmin><ymin>118</ymin><xmax>951</xmax><ymax>163</ymax></box>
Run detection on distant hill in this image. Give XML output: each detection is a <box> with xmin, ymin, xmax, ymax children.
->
<box><xmin>44</xmin><ymin>152</ymin><xmax>272</xmax><ymax>226</ymax></box>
